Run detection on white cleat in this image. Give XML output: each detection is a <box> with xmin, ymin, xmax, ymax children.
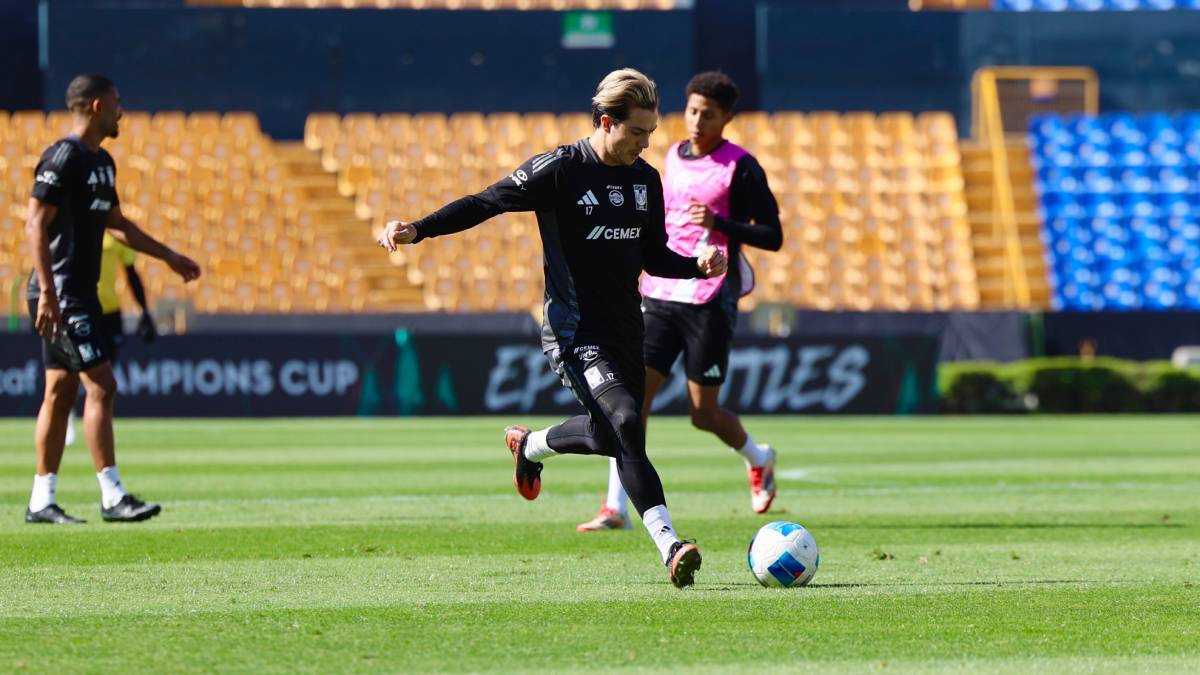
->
<box><xmin>747</xmin><ymin>446</ymin><xmax>777</xmax><ymax>514</ymax></box>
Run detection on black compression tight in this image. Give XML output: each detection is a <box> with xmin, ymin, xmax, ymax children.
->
<box><xmin>545</xmin><ymin>383</ymin><xmax>666</xmax><ymax>517</ymax></box>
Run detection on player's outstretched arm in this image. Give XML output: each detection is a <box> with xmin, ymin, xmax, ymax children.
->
<box><xmin>376</xmin><ymin>150</ymin><xmax>563</xmax><ymax>253</ymax></box>
<box><xmin>107</xmin><ymin>210</ymin><xmax>201</xmax><ymax>282</ymax></box>
<box><xmin>25</xmin><ymin>197</ymin><xmax>62</xmax><ymax>339</ymax></box>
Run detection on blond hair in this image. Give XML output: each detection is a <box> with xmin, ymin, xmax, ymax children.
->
<box><xmin>591</xmin><ymin>68</ymin><xmax>658</xmax><ymax>128</ymax></box>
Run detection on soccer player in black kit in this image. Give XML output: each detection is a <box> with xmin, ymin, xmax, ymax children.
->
<box><xmin>25</xmin><ymin>75</ymin><xmax>201</xmax><ymax>524</ymax></box>
<box><xmin>378</xmin><ymin>69</ymin><xmax>726</xmax><ymax>588</ymax></box>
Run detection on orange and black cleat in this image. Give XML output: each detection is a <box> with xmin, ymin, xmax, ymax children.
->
<box><xmin>504</xmin><ymin>424</ymin><xmax>543</xmax><ymax>501</ymax></box>
<box><xmin>666</xmin><ymin>539</ymin><xmax>702</xmax><ymax>589</ymax></box>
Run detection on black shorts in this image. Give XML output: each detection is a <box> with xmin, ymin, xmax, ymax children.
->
<box><xmin>546</xmin><ymin>341</ymin><xmax>645</xmax><ymax>412</ymax></box>
<box><xmin>27</xmin><ymin>298</ymin><xmax>113</xmax><ymax>372</ymax></box>
<box><xmin>643</xmin><ymin>296</ymin><xmax>735</xmax><ymax>386</ymax></box>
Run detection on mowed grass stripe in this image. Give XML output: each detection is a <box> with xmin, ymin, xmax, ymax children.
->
<box><xmin>0</xmin><ymin>589</ymin><xmax>1196</xmax><ymax>672</ymax></box>
<box><xmin>0</xmin><ymin>416</ymin><xmax>1196</xmax><ymax>672</ymax></box>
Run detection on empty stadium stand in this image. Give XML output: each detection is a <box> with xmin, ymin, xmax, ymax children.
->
<box><xmin>1030</xmin><ymin>112</ymin><xmax>1200</xmax><ymax>310</ymax></box>
<box><xmin>0</xmin><ymin>110</ymin><xmax>405</xmax><ymax>316</ymax></box>
<box><xmin>309</xmin><ymin>110</ymin><xmax>980</xmax><ymax>313</ymax></box>
<box><xmin>4</xmin><ymin>108</ymin><xmax>983</xmax><ymax>315</ymax></box>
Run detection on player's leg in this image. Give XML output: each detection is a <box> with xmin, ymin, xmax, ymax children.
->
<box><xmin>575</xmin><ymin>366</ymin><xmax>666</xmax><ymax>531</ymax></box>
<box><xmin>682</xmin><ymin>302</ymin><xmax>776</xmax><ymax>513</ymax></box>
<box><xmin>578</xmin><ymin>300</ymin><xmax>679</xmax><ymax>532</ymax></box>
<box><xmin>27</xmin><ymin>367</ymin><xmax>85</xmax><ymax>524</ymax></box>
<box><xmin>79</xmin><ymin>361</ymin><xmax>160</xmax><ymax>522</ymax></box>
<box><xmin>687</xmin><ymin>381</ymin><xmax>776</xmax><ymax>514</ymax></box>
<box><xmin>514</xmin><ymin>346</ymin><xmax>701</xmax><ymax>586</ymax></box>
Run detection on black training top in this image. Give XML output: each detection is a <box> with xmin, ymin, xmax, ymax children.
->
<box><xmin>26</xmin><ymin>136</ymin><xmax>120</xmax><ymax>312</ymax></box>
<box><xmin>412</xmin><ymin>138</ymin><xmax>701</xmax><ymax>354</ymax></box>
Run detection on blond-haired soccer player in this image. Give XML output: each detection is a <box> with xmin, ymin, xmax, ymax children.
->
<box><xmin>577</xmin><ymin>71</ymin><xmax>783</xmax><ymax>532</ymax></box>
<box><xmin>379</xmin><ymin>68</ymin><xmax>724</xmax><ymax>588</ymax></box>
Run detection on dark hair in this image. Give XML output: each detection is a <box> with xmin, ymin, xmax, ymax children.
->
<box><xmin>685</xmin><ymin>71</ymin><xmax>739</xmax><ymax>113</ymax></box>
<box><xmin>66</xmin><ymin>74</ymin><xmax>115</xmax><ymax>113</ymax></box>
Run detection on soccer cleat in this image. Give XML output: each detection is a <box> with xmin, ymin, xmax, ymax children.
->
<box><xmin>575</xmin><ymin>505</ymin><xmax>630</xmax><ymax>532</ymax></box>
<box><xmin>748</xmin><ymin>446</ymin><xmax>777</xmax><ymax>514</ymax></box>
<box><xmin>666</xmin><ymin>539</ymin><xmax>702</xmax><ymax>589</ymax></box>
<box><xmin>25</xmin><ymin>504</ymin><xmax>86</xmax><ymax>525</ymax></box>
<box><xmin>101</xmin><ymin>494</ymin><xmax>162</xmax><ymax>523</ymax></box>
<box><xmin>504</xmin><ymin>424</ymin><xmax>542</xmax><ymax>500</ymax></box>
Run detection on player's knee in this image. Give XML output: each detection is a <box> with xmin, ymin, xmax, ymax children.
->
<box><xmin>690</xmin><ymin>406</ymin><xmax>720</xmax><ymax>432</ymax></box>
<box><xmin>85</xmin><ymin>375</ymin><xmax>118</xmax><ymax>404</ymax></box>
<box><xmin>608</xmin><ymin>403</ymin><xmax>643</xmax><ymax>450</ymax></box>
<box><xmin>44</xmin><ymin>382</ymin><xmax>78</xmax><ymax>413</ymax></box>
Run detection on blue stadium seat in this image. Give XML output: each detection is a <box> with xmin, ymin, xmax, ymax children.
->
<box><xmin>996</xmin><ymin>0</ymin><xmax>1200</xmax><ymax>9</ymax></box>
<box><xmin>1031</xmin><ymin>111</ymin><xmax>1200</xmax><ymax>311</ymax></box>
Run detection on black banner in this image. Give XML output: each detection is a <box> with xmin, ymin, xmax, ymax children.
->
<box><xmin>0</xmin><ymin>332</ymin><xmax>938</xmax><ymax>416</ymax></box>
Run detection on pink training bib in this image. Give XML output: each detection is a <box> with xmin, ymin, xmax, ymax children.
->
<box><xmin>640</xmin><ymin>140</ymin><xmax>748</xmax><ymax>305</ymax></box>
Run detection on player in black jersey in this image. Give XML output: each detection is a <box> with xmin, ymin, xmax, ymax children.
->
<box><xmin>379</xmin><ymin>69</ymin><xmax>725</xmax><ymax>588</ymax></box>
<box><xmin>24</xmin><ymin>74</ymin><xmax>201</xmax><ymax>525</ymax></box>
<box><xmin>578</xmin><ymin>72</ymin><xmax>785</xmax><ymax>532</ymax></box>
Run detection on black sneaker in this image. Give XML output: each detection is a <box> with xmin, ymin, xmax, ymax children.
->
<box><xmin>25</xmin><ymin>504</ymin><xmax>86</xmax><ymax>524</ymax></box>
<box><xmin>504</xmin><ymin>425</ymin><xmax>543</xmax><ymax>500</ymax></box>
<box><xmin>101</xmin><ymin>494</ymin><xmax>162</xmax><ymax>523</ymax></box>
<box><xmin>666</xmin><ymin>539</ymin><xmax>702</xmax><ymax>589</ymax></box>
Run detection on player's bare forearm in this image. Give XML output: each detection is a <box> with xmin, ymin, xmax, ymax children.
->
<box><xmin>109</xmin><ymin>212</ymin><xmax>201</xmax><ymax>282</ymax></box>
<box><xmin>108</xmin><ymin>212</ymin><xmax>174</xmax><ymax>260</ymax></box>
<box><xmin>25</xmin><ymin>198</ymin><xmax>59</xmax><ymax>302</ymax></box>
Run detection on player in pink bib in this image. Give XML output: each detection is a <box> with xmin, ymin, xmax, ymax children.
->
<box><xmin>578</xmin><ymin>72</ymin><xmax>784</xmax><ymax>531</ymax></box>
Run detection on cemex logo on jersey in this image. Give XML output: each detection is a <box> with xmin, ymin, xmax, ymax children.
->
<box><xmin>586</xmin><ymin>225</ymin><xmax>641</xmax><ymax>241</ymax></box>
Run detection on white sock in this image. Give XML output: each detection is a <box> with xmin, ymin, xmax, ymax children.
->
<box><xmin>734</xmin><ymin>433</ymin><xmax>771</xmax><ymax>468</ymax></box>
<box><xmin>29</xmin><ymin>473</ymin><xmax>57</xmax><ymax>512</ymax></box>
<box><xmin>523</xmin><ymin>428</ymin><xmax>559</xmax><ymax>463</ymax></box>
<box><xmin>64</xmin><ymin>415</ymin><xmax>77</xmax><ymax>447</ymax></box>
<box><xmin>605</xmin><ymin>457</ymin><xmax>628</xmax><ymax>514</ymax></box>
<box><xmin>97</xmin><ymin>466</ymin><xmax>127</xmax><ymax>509</ymax></box>
<box><xmin>641</xmin><ymin>504</ymin><xmax>680</xmax><ymax>564</ymax></box>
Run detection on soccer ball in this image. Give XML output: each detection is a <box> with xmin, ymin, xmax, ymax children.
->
<box><xmin>747</xmin><ymin>521</ymin><xmax>819</xmax><ymax>588</ymax></box>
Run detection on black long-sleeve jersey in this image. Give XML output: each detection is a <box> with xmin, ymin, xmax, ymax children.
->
<box><xmin>26</xmin><ymin>136</ymin><xmax>120</xmax><ymax>311</ymax></box>
<box><xmin>411</xmin><ymin>138</ymin><xmax>701</xmax><ymax>354</ymax></box>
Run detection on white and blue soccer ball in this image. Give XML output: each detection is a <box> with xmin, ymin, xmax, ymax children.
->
<box><xmin>747</xmin><ymin>521</ymin><xmax>819</xmax><ymax>588</ymax></box>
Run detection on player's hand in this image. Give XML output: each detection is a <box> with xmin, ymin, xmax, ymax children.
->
<box><xmin>697</xmin><ymin>245</ymin><xmax>727</xmax><ymax>278</ymax></box>
<box><xmin>378</xmin><ymin>220</ymin><xmax>417</xmax><ymax>252</ymax></box>
<box><xmin>167</xmin><ymin>252</ymin><xmax>202</xmax><ymax>282</ymax></box>
<box><xmin>137</xmin><ymin>311</ymin><xmax>158</xmax><ymax>344</ymax></box>
<box><xmin>34</xmin><ymin>292</ymin><xmax>62</xmax><ymax>340</ymax></box>
<box><xmin>687</xmin><ymin>202</ymin><xmax>715</xmax><ymax>230</ymax></box>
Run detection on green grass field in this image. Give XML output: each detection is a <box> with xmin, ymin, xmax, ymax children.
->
<box><xmin>0</xmin><ymin>416</ymin><xmax>1197</xmax><ymax>673</ymax></box>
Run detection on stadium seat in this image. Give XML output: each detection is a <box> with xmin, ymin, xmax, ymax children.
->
<box><xmin>0</xmin><ymin>109</ymin><xmax>356</xmax><ymax>314</ymax></box>
<box><xmin>1031</xmin><ymin>111</ymin><xmax>1200</xmax><ymax>311</ymax></box>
